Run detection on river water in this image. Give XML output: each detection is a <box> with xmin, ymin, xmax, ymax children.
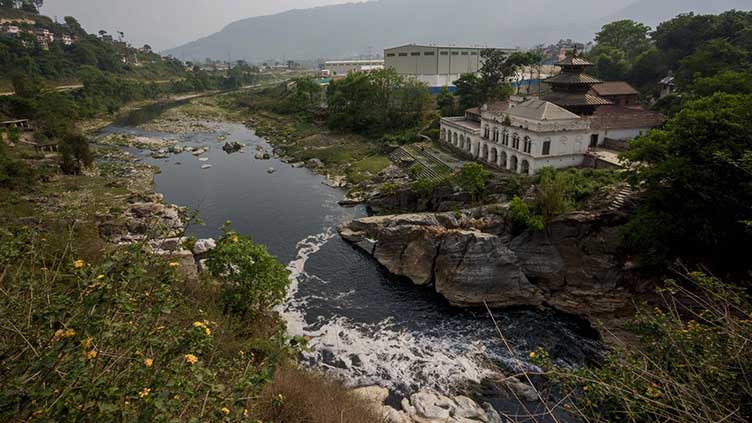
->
<box><xmin>101</xmin><ymin>103</ymin><xmax>601</xmax><ymax>407</ymax></box>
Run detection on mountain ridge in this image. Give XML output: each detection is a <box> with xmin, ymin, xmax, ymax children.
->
<box><xmin>164</xmin><ymin>0</ymin><xmax>750</xmax><ymax>62</ymax></box>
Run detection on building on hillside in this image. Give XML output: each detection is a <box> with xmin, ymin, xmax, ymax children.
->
<box><xmin>590</xmin><ymin>81</ymin><xmax>639</xmax><ymax>106</ymax></box>
<box><xmin>323</xmin><ymin>60</ymin><xmax>384</xmax><ymax>76</ymax></box>
<box><xmin>439</xmin><ymin>96</ymin><xmax>665</xmax><ymax>173</ymax></box>
<box><xmin>543</xmin><ymin>57</ymin><xmax>611</xmax><ymax>115</ymax></box>
<box><xmin>60</xmin><ymin>34</ymin><xmax>73</xmax><ymax>45</ymax></box>
<box><xmin>3</xmin><ymin>25</ymin><xmax>20</xmax><ymax>36</ymax></box>
<box><xmin>384</xmin><ymin>44</ymin><xmax>516</xmax><ymax>93</ymax></box>
<box><xmin>441</xmin><ymin>99</ymin><xmax>593</xmax><ymax>174</ymax></box>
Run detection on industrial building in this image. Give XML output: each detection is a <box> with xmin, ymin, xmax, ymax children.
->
<box><xmin>323</xmin><ymin>60</ymin><xmax>384</xmax><ymax>76</ymax></box>
<box><xmin>384</xmin><ymin>44</ymin><xmax>516</xmax><ymax>92</ymax></box>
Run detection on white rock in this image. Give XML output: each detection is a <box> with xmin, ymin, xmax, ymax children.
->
<box><xmin>193</xmin><ymin>238</ymin><xmax>217</xmax><ymax>255</ymax></box>
<box><xmin>198</xmin><ymin>157</ymin><xmax>209</xmax><ymax>162</ymax></box>
<box><xmin>201</xmin><ymin>164</ymin><xmax>213</xmax><ymax>169</ymax></box>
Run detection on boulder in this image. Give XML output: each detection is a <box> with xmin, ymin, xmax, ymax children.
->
<box><xmin>192</xmin><ymin>238</ymin><xmax>217</xmax><ymax>255</ymax></box>
<box><xmin>222</xmin><ymin>141</ymin><xmax>244</xmax><ymax>154</ymax></box>
<box><xmin>400</xmin><ymin>390</ymin><xmax>503</xmax><ymax>423</ymax></box>
<box><xmin>307</xmin><ymin>158</ymin><xmax>324</xmax><ymax>168</ymax></box>
<box><xmin>339</xmin><ymin>208</ymin><xmax>633</xmax><ymax>318</ymax></box>
<box><xmin>352</xmin><ymin>385</ymin><xmax>389</xmax><ymax>405</ymax></box>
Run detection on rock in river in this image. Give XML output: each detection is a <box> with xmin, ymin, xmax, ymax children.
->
<box><xmin>339</xmin><ymin>207</ymin><xmax>636</xmax><ymax>318</ymax></box>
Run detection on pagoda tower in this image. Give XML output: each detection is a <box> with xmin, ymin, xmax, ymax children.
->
<box><xmin>543</xmin><ymin>57</ymin><xmax>611</xmax><ymax>115</ymax></box>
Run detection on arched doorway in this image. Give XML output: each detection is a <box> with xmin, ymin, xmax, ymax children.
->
<box><xmin>520</xmin><ymin>160</ymin><xmax>530</xmax><ymax>175</ymax></box>
<box><xmin>441</xmin><ymin>128</ymin><xmax>446</xmax><ymax>141</ymax></box>
<box><xmin>460</xmin><ymin>135</ymin><xmax>465</xmax><ymax>150</ymax></box>
<box><xmin>482</xmin><ymin>144</ymin><xmax>489</xmax><ymax>162</ymax></box>
<box><xmin>510</xmin><ymin>155</ymin><xmax>518</xmax><ymax>173</ymax></box>
<box><xmin>499</xmin><ymin>151</ymin><xmax>507</xmax><ymax>168</ymax></box>
<box><xmin>489</xmin><ymin>147</ymin><xmax>498</xmax><ymax>166</ymax></box>
<box><xmin>453</xmin><ymin>133</ymin><xmax>458</xmax><ymax>146</ymax></box>
<box><xmin>466</xmin><ymin>139</ymin><xmax>472</xmax><ymax>153</ymax></box>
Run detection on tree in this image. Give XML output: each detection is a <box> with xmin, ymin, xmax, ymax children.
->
<box><xmin>532</xmin><ymin>167</ymin><xmax>573</xmax><ymax>221</ymax></box>
<box><xmin>479</xmin><ymin>49</ymin><xmax>516</xmax><ymax>101</ymax></box>
<box><xmin>454</xmin><ymin>163</ymin><xmax>491</xmax><ymax>202</ymax></box>
<box><xmin>627</xmin><ymin>47</ymin><xmax>669</xmax><ymax>89</ymax></box>
<box><xmin>676</xmin><ymin>38</ymin><xmax>748</xmax><ymax>85</ymax></box>
<box><xmin>454</xmin><ymin>73</ymin><xmax>484</xmax><ymax>110</ymax></box>
<box><xmin>691</xmin><ymin>70</ymin><xmax>752</xmax><ymax>97</ymax></box>
<box><xmin>436</xmin><ymin>87</ymin><xmax>457</xmax><ymax>117</ymax></box>
<box><xmin>11</xmin><ymin>73</ymin><xmax>43</xmax><ymax>98</ymax></box>
<box><xmin>64</xmin><ymin>16</ymin><xmax>85</xmax><ymax>35</ymax></box>
<box><xmin>590</xmin><ymin>46</ymin><xmax>630</xmax><ymax>81</ymax></box>
<box><xmin>595</xmin><ymin>20</ymin><xmax>651</xmax><ymax>60</ymax></box>
<box><xmin>621</xmin><ymin>93</ymin><xmax>752</xmax><ymax>269</ymax></box>
<box><xmin>0</xmin><ymin>0</ymin><xmax>16</xmax><ymax>8</ymax></box>
<box><xmin>59</xmin><ymin>133</ymin><xmax>93</xmax><ymax>175</ymax></box>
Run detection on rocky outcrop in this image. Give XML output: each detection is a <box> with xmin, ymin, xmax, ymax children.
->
<box><xmin>339</xmin><ymin>208</ymin><xmax>635</xmax><ymax>317</ymax></box>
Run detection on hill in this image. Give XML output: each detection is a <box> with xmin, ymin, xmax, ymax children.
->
<box><xmin>163</xmin><ymin>0</ymin><xmax>751</xmax><ymax>63</ymax></box>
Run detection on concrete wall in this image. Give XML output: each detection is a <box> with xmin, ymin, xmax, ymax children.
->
<box><xmin>324</xmin><ymin>60</ymin><xmax>384</xmax><ymax>76</ymax></box>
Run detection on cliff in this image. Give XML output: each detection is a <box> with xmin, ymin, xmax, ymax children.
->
<box><xmin>339</xmin><ymin>207</ymin><xmax>638</xmax><ymax>318</ymax></box>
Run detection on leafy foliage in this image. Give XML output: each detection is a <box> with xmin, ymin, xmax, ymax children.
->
<box><xmin>0</xmin><ymin>139</ymin><xmax>33</xmax><ymax>188</ymax></box>
<box><xmin>206</xmin><ymin>226</ymin><xmax>290</xmax><ymax>318</ymax></box>
<box><xmin>509</xmin><ymin>196</ymin><xmax>544</xmax><ymax>233</ymax></box>
<box><xmin>59</xmin><ymin>133</ymin><xmax>93</xmax><ymax>175</ymax></box>
<box><xmin>536</xmin><ymin>273</ymin><xmax>752</xmax><ymax>423</ymax></box>
<box><xmin>621</xmin><ymin>93</ymin><xmax>752</xmax><ymax>269</ymax></box>
<box><xmin>453</xmin><ymin>162</ymin><xmax>490</xmax><ymax>202</ymax></box>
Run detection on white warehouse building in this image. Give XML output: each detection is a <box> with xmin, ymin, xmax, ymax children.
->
<box><xmin>323</xmin><ymin>60</ymin><xmax>384</xmax><ymax>76</ymax></box>
<box><xmin>384</xmin><ymin>44</ymin><xmax>516</xmax><ymax>93</ymax></box>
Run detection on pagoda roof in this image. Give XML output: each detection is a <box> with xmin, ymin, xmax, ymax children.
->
<box><xmin>545</xmin><ymin>72</ymin><xmax>602</xmax><ymax>85</ymax></box>
<box><xmin>555</xmin><ymin>57</ymin><xmax>594</xmax><ymax>67</ymax></box>
<box><xmin>590</xmin><ymin>81</ymin><xmax>639</xmax><ymax>96</ymax></box>
<box><xmin>543</xmin><ymin>92</ymin><xmax>612</xmax><ymax>107</ymax></box>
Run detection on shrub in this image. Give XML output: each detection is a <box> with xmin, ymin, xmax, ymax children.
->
<box><xmin>533</xmin><ymin>167</ymin><xmax>574</xmax><ymax>221</ymax></box>
<box><xmin>0</xmin><ymin>141</ymin><xmax>34</xmax><ymax>189</ymax></box>
<box><xmin>454</xmin><ymin>162</ymin><xmax>491</xmax><ymax>202</ymax></box>
<box><xmin>59</xmin><ymin>133</ymin><xmax>94</xmax><ymax>175</ymax></box>
<box><xmin>206</xmin><ymin>226</ymin><xmax>290</xmax><ymax>318</ymax></box>
<box><xmin>536</xmin><ymin>273</ymin><xmax>752</xmax><ymax>423</ymax></box>
<box><xmin>509</xmin><ymin>196</ymin><xmax>544</xmax><ymax>233</ymax></box>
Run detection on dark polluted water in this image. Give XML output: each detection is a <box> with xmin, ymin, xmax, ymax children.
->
<box><xmin>100</xmin><ymin>107</ymin><xmax>602</xmax><ymax>404</ymax></box>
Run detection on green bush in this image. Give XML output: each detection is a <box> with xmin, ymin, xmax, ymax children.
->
<box><xmin>454</xmin><ymin>163</ymin><xmax>491</xmax><ymax>202</ymax></box>
<box><xmin>59</xmin><ymin>133</ymin><xmax>94</xmax><ymax>175</ymax></box>
<box><xmin>206</xmin><ymin>226</ymin><xmax>290</xmax><ymax>318</ymax></box>
<box><xmin>535</xmin><ymin>273</ymin><xmax>752</xmax><ymax>423</ymax></box>
<box><xmin>509</xmin><ymin>196</ymin><xmax>544</xmax><ymax>233</ymax></box>
<box><xmin>0</xmin><ymin>141</ymin><xmax>34</xmax><ymax>189</ymax></box>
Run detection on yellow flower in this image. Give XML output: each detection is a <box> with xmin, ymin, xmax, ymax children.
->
<box><xmin>243</xmin><ymin>409</ymin><xmax>249</xmax><ymax>417</ymax></box>
<box><xmin>54</xmin><ymin>328</ymin><xmax>76</xmax><ymax>340</ymax></box>
<box><xmin>220</xmin><ymin>407</ymin><xmax>230</xmax><ymax>415</ymax></box>
<box><xmin>529</xmin><ymin>351</ymin><xmax>536</xmax><ymax>359</ymax></box>
<box><xmin>204</xmin><ymin>327</ymin><xmax>211</xmax><ymax>336</ymax></box>
<box><xmin>74</xmin><ymin>259</ymin><xmax>85</xmax><ymax>269</ymax></box>
<box><xmin>86</xmin><ymin>350</ymin><xmax>97</xmax><ymax>360</ymax></box>
<box><xmin>184</xmin><ymin>354</ymin><xmax>198</xmax><ymax>365</ymax></box>
<box><xmin>138</xmin><ymin>387</ymin><xmax>151</xmax><ymax>399</ymax></box>
<box><xmin>144</xmin><ymin>358</ymin><xmax>153</xmax><ymax>368</ymax></box>
<box><xmin>583</xmin><ymin>385</ymin><xmax>589</xmax><ymax>392</ymax></box>
<box><xmin>83</xmin><ymin>337</ymin><xmax>93</xmax><ymax>349</ymax></box>
<box><xmin>230</xmin><ymin>234</ymin><xmax>239</xmax><ymax>243</ymax></box>
<box><xmin>97</xmin><ymin>274</ymin><xmax>105</xmax><ymax>280</ymax></box>
<box><xmin>193</xmin><ymin>321</ymin><xmax>205</xmax><ymax>328</ymax></box>
<box><xmin>168</xmin><ymin>262</ymin><xmax>180</xmax><ymax>268</ymax></box>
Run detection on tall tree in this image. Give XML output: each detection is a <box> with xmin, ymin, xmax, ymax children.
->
<box><xmin>595</xmin><ymin>20</ymin><xmax>651</xmax><ymax>60</ymax></box>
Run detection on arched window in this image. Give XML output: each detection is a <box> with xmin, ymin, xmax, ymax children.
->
<box><xmin>542</xmin><ymin>140</ymin><xmax>551</xmax><ymax>156</ymax></box>
<box><xmin>441</xmin><ymin>128</ymin><xmax>446</xmax><ymax>141</ymax></box>
<box><xmin>483</xmin><ymin>126</ymin><xmax>490</xmax><ymax>139</ymax></box>
<box><xmin>523</xmin><ymin>136</ymin><xmax>532</xmax><ymax>154</ymax></box>
<box><xmin>492</xmin><ymin>128</ymin><xmax>499</xmax><ymax>143</ymax></box>
<box><xmin>512</xmin><ymin>133</ymin><xmax>520</xmax><ymax>150</ymax></box>
<box><xmin>502</xmin><ymin>129</ymin><xmax>509</xmax><ymax>146</ymax></box>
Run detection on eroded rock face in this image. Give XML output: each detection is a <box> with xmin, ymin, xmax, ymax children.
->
<box><xmin>338</xmin><ymin>208</ymin><xmax>634</xmax><ymax>318</ymax></box>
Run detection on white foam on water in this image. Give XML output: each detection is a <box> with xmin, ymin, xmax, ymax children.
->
<box><xmin>280</xmin><ymin>230</ymin><xmax>502</xmax><ymax>396</ymax></box>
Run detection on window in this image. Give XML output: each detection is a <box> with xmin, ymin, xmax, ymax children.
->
<box><xmin>424</xmin><ymin>52</ymin><xmax>435</xmax><ymax>56</ymax></box>
<box><xmin>398</xmin><ymin>53</ymin><xmax>408</xmax><ymax>57</ymax></box>
<box><xmin>461</xmin><ymin>52</ymin><xmax>469</xmax><ymax>56</ymax></box>
<box><xmin>542</xmin><ymin>140</ymin><xmax>551</xmax><ymax>156</ymax></box>
<box><xmin>411</xmin><ymin>52</ymin><xmax>420</xmax><ymax>56</ymax></box>
<box><xmin>483</xmin><ymin>126</ymin><xmax>490</xmax><ymax>139</ymax></box>
<box><xmin>502</xmin><ymin>130</ymin><xmax>509</xmax><ymax>146</ymax></box>
<box><xmin>524</xmin><ymin>136</ymin><xmax>532</xmax><ymax>154</ymax></box>
<box><xmin>470</xmin><ymin>51</ymin><xmax>479</xmax><ymax>55</ymax></box>
<box><xmin>492</xmin><ymin>128</ymin><xmax>499</xmax><ymax>142</ymax></box>
<box><xmin>452</xmin><ymin>52</ymin><xmax>460</xmax><ymax>56</ymax></box>
<box><xmin>386</xmin><ymin>53</ymin><xmax>395</xmax><ymax>57</ymax></box>
<box><xmin>440</xmin><ymin>51</ymin><xmax>449</xmax><ymax>56</ymax></box>
<box><xmin>512</xmin><ymin>134</ymin><xmax>520</xmax><ymax>149</ymax></box>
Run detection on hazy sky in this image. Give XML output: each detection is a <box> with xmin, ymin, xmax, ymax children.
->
<box><xmin>41</xmin><ymin>0</ymin><xmax>356</xmax><ymax>51</ymax></box>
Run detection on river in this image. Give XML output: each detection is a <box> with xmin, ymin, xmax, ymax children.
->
<box><xmin>100</xmin><ymin>101</ymin><xmax>601</xmax><ymax>414</ymax></box>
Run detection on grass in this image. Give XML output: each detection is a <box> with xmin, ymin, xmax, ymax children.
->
<box><xmin>256</xmin><ymin>365</ymin><xmax>386</xmax><ymax>423</ymax></box>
